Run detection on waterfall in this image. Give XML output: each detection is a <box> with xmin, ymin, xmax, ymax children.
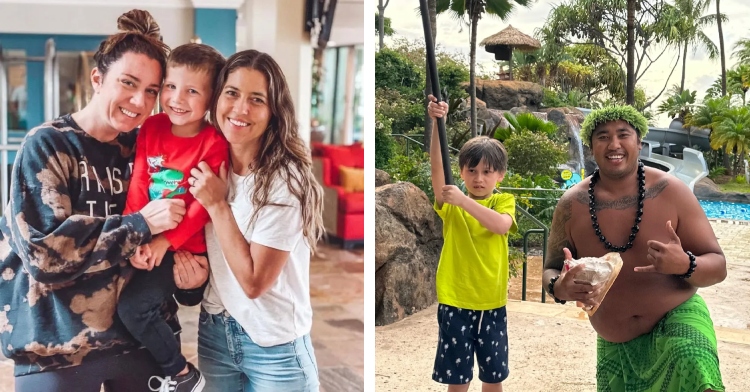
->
<box><xmin>566</xmin><ymin>115</ymin><xmax>585</xmax><ymax>175</ymax></box>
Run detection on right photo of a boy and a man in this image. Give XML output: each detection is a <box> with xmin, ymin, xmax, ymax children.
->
<box><xmin>375</xmin><ymin>0</ymin><xmax>750</xmax><ymax>391</ymax></box>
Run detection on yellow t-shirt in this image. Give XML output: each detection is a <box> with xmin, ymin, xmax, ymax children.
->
<box><xmin>434</xmin><ymin>192</ymin><xmax>518</xmax><ymax>310</ymax></box>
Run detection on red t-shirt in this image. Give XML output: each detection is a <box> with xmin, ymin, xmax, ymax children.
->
<box><xmin>123</xmin><ymin>113</ymin><xmax>229</xmax><ymax>253</ymax></box>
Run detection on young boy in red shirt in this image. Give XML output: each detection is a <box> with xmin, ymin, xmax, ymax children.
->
<box><xmin>119</xmin><ymin>43</ymin><xmax>228</xmax><ymax>392</ymax></box>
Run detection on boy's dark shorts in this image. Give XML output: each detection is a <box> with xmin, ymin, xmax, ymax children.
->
<box><xmin>432</xmin><ymin>303</ymin><xmax>509</xmax><ymax>385</ymax></box>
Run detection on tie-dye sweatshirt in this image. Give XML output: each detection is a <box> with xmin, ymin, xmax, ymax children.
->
<box><xmin>0</xmin><ymin>115</ymin><xmax>181</xmax><ymax>376</ymax></box>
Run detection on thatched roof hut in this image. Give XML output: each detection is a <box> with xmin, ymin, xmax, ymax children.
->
<box><xmin>480</xmin><ymin>25</ymin><xmax>541</xmax><ymax>52</ymax></box>
<box><xmin>480</xmin><ymin>25</ymin><xmax>541</xmax><ymax>80</ymax></box>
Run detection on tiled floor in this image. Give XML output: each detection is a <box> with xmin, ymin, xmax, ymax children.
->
<box><xmin>0</xmin><ymin>242</ymin><xmax>364</xmax><ymax>392</ymax></box>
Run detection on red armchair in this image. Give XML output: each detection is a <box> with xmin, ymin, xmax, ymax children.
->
<box><xmin>312</xmin><ymin>143</ymin><xmax>364</xmax><ymax>249</ymax></box>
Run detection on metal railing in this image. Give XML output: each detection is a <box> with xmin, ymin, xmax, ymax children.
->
<box><xmin>515</xmin><ymin>206</ymin><xmax>550</xmax><ymax>303</ymax></box>
<box><xmin>390</xmin><ymin>133</ymin><xmax>461</xmax><ymax>157</ymax></box>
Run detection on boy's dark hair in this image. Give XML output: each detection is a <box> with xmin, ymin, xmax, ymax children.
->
<box><xmin>167</xmin><ymin>43</ymin><xmax>226</xmax><ymax>92</ymax></box>
<box><xmin>458</xmin><ymin>136</ymin><xmax>508</xmax><ymax>172</ymax></box>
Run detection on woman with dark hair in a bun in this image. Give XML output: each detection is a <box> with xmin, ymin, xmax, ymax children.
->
<box><xmin>0</xmin><ymin>9</ymin><xmax>206</xmax><ymax>391</ymax></box>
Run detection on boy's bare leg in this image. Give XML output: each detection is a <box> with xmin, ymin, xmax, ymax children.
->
<box><xmin>447</xmin><ymin>383</ymin><xmax>471</xmax><ymax>392</ymax></box>
<box><xmin>482</xmin><ymin>382</ymin><xmax>503</xmax><ymax>392</ymax></box>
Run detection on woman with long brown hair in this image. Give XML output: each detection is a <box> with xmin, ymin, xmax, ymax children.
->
<box><xmin>0</xmin><ymin>9</ymin><xmax>206</xmax><ymax>391</ymax></box>
<box><xmin>188</xmin><ymin>49</ymin><xmax>324</xmax><ymax>391</ymax></box>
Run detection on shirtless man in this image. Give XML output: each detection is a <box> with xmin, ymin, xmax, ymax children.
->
<box><xmin>543</xmin><ymin>106</ymin><xmax>726</xmax><ymax>392</ymax></box>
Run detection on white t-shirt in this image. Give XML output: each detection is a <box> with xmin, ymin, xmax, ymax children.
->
<box><xmin>203</xmin><ymin>171</ymin><xmax>313</xmax><ymax>347</ymax></box>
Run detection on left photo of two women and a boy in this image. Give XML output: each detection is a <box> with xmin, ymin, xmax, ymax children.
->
<box><xmin>0</xmin><ymin>1</ymin><xmax>365</xmax><ymax>391</ymax></box>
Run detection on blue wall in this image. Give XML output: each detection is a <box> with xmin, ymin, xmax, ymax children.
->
<box><xmin>0</xmin><ymin>34</ymin><xmax>106</xmax><ymax>130</ymax></box>
<box><xmin>194</xmin><ymin>9</ymin><xmax>237</xmax><ymax>57</ymax></box>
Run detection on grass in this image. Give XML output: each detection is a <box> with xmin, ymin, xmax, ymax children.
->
<box><xmin>718</xmin><ymin>182</ymin><xmax>750</xmax><ymax>193</ymax></box>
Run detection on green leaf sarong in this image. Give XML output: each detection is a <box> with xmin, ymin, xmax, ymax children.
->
<box><xmin>596</xmin><ymin>294</ymin><xmax>724</xmax><ymax>392</ymax></box>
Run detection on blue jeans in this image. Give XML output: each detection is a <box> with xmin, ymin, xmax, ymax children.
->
<box><xmin>197</xmin><ymin>309</ymin><xmax>320</xmax><ymax>392</ymax></box>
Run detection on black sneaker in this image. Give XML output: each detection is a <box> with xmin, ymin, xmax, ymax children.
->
<box><xmin>149</xmin><ymin>363</ymin><xmax>205</xmax><ymax>392</ymax></box>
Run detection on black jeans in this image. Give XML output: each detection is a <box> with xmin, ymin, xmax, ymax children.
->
<box><xmin>118</xmin><ymin>251</ymin><xmax>200</xmax><ymax>377</ymax></box>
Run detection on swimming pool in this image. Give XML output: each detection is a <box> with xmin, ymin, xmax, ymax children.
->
<box><xmin>699</xmin><ymin>200</ymin><xmax>750</xmax><ymax>221</ymax></box>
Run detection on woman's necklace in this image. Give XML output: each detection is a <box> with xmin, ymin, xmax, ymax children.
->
<box><xmin>588</xmin><ymin>160</ymin><xmax>645</xmax><ymax>253</ymax></box>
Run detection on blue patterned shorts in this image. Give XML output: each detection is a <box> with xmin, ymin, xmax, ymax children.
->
<box><xmin>432</xmin><ymin>303</ymin><xmax>509</xmax><ymax>385</ymax></box>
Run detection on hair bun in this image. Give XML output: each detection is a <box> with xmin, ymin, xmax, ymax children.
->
<box><xmin>117</xmin><ymin>9</ymin><xmax>161</xmax><ymax>40</ymax></box>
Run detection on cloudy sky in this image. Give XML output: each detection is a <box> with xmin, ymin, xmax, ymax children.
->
<box><xmin>380</xmin><ymin>0</ymin><xmax>750</xmax><ymax>126</ymax></box>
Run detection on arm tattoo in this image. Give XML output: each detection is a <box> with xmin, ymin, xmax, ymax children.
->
<box><xmin>544</xmin><ymin>193</ymin><xmax>575</xmax><ymax>271</ymax></box>
<box><xmin>574</xmin><ymin>179</ymin><xmax>669</xmax><ymax>211</ymax></box>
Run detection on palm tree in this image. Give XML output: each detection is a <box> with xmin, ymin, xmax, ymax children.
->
<box><xmin>533</xmin><ymin>25</ymin><xmax>567</xmax><ymax>88</ymax></box>
<box><xmin>732</xmin><ymin>34</ymin><xmax>750</xmax><ymax>64</ymax></box>
<box><xmin>726</xmin><ymin>65</ymin><xmax>750</xmax><ymax>105</ymax></box>
<box><xmin>658</xmin><ymin>89</ymin><xmax>697</xmax><ymax>145</ymax></box>
<box><xmin>703</xmin><ymin>75</ymin><xmax>743</xmax><ymax>102</ymax></box>
<box><xmin>509</xmin><ymin>49</ymin><xmax>541</xmax><ymax>83</ymax></box>
<box><xmin>684</xmin><ymin>96</ymin><xmax>730</xmax><ymax>158</ymax></box>
<box><xmin>711</xmin><ymin>106</ymin><xmax>750</xmax><ymax>175</ymax></box>
<box><xmin>441</xmin><ymin>0</ymin><xmax>533</xmax><ymax>138</ymax></box>
<box><xmin>672</xmin><ymin>0</ymin><xmax>720</xmax><ymax>92</ymax></box>
<box><xmin>716</xmin><ymin>0</ymin><xmax>727</xmax><ymax>96</ymax></box>
<box><xmin>658</xmin><ymin>88</ymin><xmax>696</xmax><ymax>121</ymax></box>
<box><xmin>683</xmin><ymin>96</ymin><xmax>730</xmax><ymax>132</ymax></box>
<box><xmin>625</xmin><ymin>0</ymin><xmax>636</xmax><ymax>104</ymax></box>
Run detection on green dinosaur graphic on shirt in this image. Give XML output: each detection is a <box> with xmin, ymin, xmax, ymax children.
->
<box><xmin>147</xmin><ymin>155</ymin><xmax>187</xmax><ymax>200</ymax></box>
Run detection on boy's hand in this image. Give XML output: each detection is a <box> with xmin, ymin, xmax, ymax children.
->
<box><xmin>130</xmin><ymin>245</ymin><xmax>153</xmax><ymax>270</ymax></box>
<box><xmin>442</xmin><ymin>185</ymin><xmax>469</xmax><ymax>208</ymax></box>
<box><xmin>427</xmin><ymin>95</ymin><xmax>448</xmax><ymax>120</ymax></box>
<box><xmin>146</xmin><ymin>235</ymin><xmax>172</xmax><ymax>271</ymax></box>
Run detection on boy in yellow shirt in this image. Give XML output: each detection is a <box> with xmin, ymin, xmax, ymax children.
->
<box><xmin>427</xmin><ymin>95</ymin><xmax>518</xmax><ymax>392</ymax></box>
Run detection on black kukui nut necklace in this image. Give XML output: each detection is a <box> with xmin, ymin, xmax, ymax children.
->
<box><xmin>589</xmin><ymin>160</ymin><xmax>645</xmax><ymax>253</ymax></box>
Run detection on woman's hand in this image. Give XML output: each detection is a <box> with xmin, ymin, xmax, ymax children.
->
<box><xmin>189</xmin><ymin>162</ymin><xmax>229</xmax><ymax>210</ymax></box>
<box><xmin>140</xmin><ymin>199</ymin><xmax>186</xmax><ymax>234</ymax></box>
<box><xmin>173</xmin><ymin>251</ymin><xmax>209</xmax><ymax>290</ymax></box>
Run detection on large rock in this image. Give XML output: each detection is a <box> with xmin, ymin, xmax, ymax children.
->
<box><xmin>474</xmin><ymin>98</ymin><xmax>504</xmax><ymax>133</ymax></box>
<box><xmin>467</xmin><ymin>80</ymin><xmax>544</xmax><ymax>111</ymax></box>
<box><xmin>375</xmin><ymin>169</ymin><xmax>391</xmax><ymax>187</ymax></box>
<box><xmin>695</xmin><ymin>177</ymin><xmax>721</xmax><ymax>196</ymax></box>
<box><xmin>695</xmin><ymin>177</ymin><xmax>750</xmax><ymax>203</ymax></box>
<box><xmin>375</xmin><ymin>182</ymin><xmax>443</xmax><ymax>326</ymax></box>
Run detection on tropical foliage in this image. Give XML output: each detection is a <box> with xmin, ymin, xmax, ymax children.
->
<box><xmin>710</xmin><ymin>106</ymin><xmax>750</xmax><ymax>175</ymax></box>
<box><xmin>433</xmin><ymin>0</ymin><xmax>535</xmax><ymax>137</ymax></box>
<box><xmin>539</xmin><ymin>0</ymin><xmax>680</xmax><ymax>106</ymax></box>
<box><xmin>657</xmin><ymin>87</ymin><xmax>696</xmax><ymax>122</ymax></box>
<box><xmin>375</xmin><ymin>0</ymin><xmax>750</xmax><ymax>242</ymax></box>
<box><xmin>504</xmin><ymin>130</ymin><xmax>568</xmax><ymax>177</ymax></box>
<box><xmin>669</xmin><ymin>0</ymin><xmax>722</xmax><ymax>92</ymax></box>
